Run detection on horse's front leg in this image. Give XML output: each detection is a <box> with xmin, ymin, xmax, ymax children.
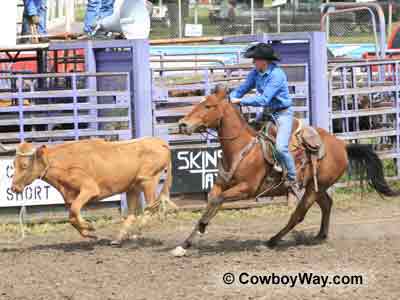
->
<box><xmin>171</xmin><ymin>182</ymin><xmax>250</xmax><ymax>257</ymax></box>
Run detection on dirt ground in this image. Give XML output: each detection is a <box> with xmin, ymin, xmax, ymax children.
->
<box><xmin>0</xmin><ymin>191</ymin><xmax>400</xmax><ymax>300</ymax></box>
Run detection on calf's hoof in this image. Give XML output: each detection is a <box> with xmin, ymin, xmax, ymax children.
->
<box><xmin>80</xmin><ymin>230</ymin><xmax>98</xmax><ymax>240</ymax></box>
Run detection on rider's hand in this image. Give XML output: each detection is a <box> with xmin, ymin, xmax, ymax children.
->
<box><xmin>231</xmin><ymin>98</ymin><xmax>241</xmax><ymax>105</ymax></box>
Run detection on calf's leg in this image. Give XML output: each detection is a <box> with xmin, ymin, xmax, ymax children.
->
<box><xmin>111</xmin><ymin>188</ymin><xmax>141</xmax><ymax>245</ymax></box>
<box><xmin>69</xmin><ymin>184</ymin><xmax>100</xmax><ymax>239</ymax></box>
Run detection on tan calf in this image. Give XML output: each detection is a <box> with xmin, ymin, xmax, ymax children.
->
<box><xmin>11</xmin><ymin>137</ymin><xmax>176</xmax><ymax>244</ymax></box>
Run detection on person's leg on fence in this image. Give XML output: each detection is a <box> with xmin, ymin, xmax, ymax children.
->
<box><xmin>84</xmin><ymin>0</ymin><xmax>101</xmax><ymax>35</ymax></box>
<box><xmin>37</xmin><ymin>0</ymin><xmax>47</xmax><ymax>35</ymax></box>
<box><xmin>100</xmin><ymin>0</ymin><xmax>115</xmax><ymax>19</ymax></box>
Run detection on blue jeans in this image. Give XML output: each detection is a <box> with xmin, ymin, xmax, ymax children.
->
<box><xmin>84</xmin><ymin>0</ymin><xmax>115</xmax><ymax>34</ymax></box>
<box><xmin>273</xmin><ymin>108</ymin><xmax>297</xmax><ymax>181</ymax></box>
<box><xmin>21</xmin><ymin>0</ymin><xmax>47</xmax><ymax>35</ymax></box>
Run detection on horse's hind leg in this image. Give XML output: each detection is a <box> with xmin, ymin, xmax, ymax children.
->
<box><xmin>268</xmin><ymin>185</ymin><xmax>319</xmax><ymax>247</ymax></box>
<box><xmin>315</xmin><ymin>191</ymin><xmax>333</xmax><ymax>240</ymax></box>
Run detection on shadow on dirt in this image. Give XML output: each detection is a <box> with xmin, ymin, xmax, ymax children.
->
<box><xmin>0</xmin><ymin>237</ymin><xmax>164</xmax><ymax>253</ymax></box>
<box><xmin>193</xmin><ymin>231</ymin><xmax>326</xmax><ymax>255</ymax></box>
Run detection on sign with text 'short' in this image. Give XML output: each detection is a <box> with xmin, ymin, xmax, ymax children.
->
<box><xmin>0</xmin><ymin>159</ymin><xmax>119</xmax><ymax>207</ymax></box>
<box><xmin>171</xmin><ymin>147</ymin><xmax>222</xmax><ymax>194</ymax></box>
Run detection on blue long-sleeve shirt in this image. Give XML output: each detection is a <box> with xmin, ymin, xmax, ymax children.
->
<box><xmin>229</xmin><ymin>63</ymin><xmax>292</xmax><ymax>111</ymax></box>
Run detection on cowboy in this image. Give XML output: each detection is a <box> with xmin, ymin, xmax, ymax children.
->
<box><xmin>230</xmin><ymin>42</ymin><xmax>301</xmax><ymax>201</ymax></box>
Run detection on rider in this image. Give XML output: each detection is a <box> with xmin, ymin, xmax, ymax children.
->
<box><xmin>230</xmin><ymin>42</ymin><xmax>301</xmax><ymax>202</ymax></box>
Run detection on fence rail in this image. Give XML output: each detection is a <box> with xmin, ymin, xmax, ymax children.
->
<box><xmin>328</xmin><ymin>59</ymin><xmax>400</xmax><ymax>171</ymax></box>
<box><xmin>0</xmin><ymin>72</ymin><xmax>132</xmax><ymax>146</ymax></box>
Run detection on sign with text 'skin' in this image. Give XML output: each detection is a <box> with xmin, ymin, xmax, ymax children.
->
<box><xmin>0</xmin><ymin>159</ymin><xmax>119</xmax><ymax>207</ymax></box>
<box><xmin>171</xmin><ymin>147</ymin><xmax>222</xmax><ymax>194</ymax></box>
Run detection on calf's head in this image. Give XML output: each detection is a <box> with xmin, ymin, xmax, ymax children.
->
<box><xmin>11</xmin><ymin>143</ymin><xmax>47</xmax><ymax>193</ymax></box>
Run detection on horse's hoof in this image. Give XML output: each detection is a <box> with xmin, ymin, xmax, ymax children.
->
<box><xmin>197</xmin><ymin>230</ymin><xmax>207</xmax><ymax>237</ymax></box>
<box><xmin>198</xmin><ymin>222</ymin><xmax>208</xmax><ymax>235</ymax></box>
<box><xmin>110</xmin><ymin>239</ymin><xmax>123</xmax><ymax>246</ymax></box>
<box><xmin>170</xmin><ymin>246</ymin><xmax>187</xmax><ymax>257</ymax></box>
<box><xmin>267</xmin><ymin>238</ymin><xmax>278</xmax><ymax>248</ymax></box>
<box><xmin>315</xmin><ymin>234</ymin><xmax>328</xmax><ymax>241</ymax></box>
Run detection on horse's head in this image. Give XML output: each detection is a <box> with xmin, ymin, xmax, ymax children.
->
<box><xmin>179</xmin><ymin>85</ymin><xmax>228</xmax><ymax>135</ymax></box>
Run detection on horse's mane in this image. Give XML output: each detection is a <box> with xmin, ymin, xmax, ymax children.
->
<box><xmin>224</xmin><ymin>99</ymin><xmax>257</xmax><ymax>136</ymax></box>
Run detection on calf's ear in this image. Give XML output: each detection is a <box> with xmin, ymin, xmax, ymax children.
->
<box><xmin>36</xmin><ymin>145</ymin><xmax>47</xmax><ymax>159</ymax></box>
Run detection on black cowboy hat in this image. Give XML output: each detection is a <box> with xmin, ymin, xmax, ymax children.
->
<box><xmin>243</xmin><ymin>43</ymin><xmax>280</xmax><ymax>61</ymax></box>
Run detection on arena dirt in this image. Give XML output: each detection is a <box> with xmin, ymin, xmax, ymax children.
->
<box><xmin>0</xmin><ymin>192</ymin><xmax>400</xmax><ymax>300</ymax></box>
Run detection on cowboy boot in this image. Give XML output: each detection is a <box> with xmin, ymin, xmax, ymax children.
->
<box><xmin>285</xmin><ymin>179</ymin><xmax>303</xmax><ymax>209</ymax></box>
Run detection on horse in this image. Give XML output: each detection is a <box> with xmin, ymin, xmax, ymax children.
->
<box><xmin>170</xmin><ymin>87</ymin><xmax>399</xmax><ymax>257</ymax></box>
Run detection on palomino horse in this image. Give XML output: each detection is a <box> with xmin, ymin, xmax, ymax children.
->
<box><xmin>171</xmin><ymin>87</ymin><xmax>399</xmax><ymax>256</ymax></box>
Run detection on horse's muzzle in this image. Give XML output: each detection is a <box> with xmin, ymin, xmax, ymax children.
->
<box><xmin>178</xmin><ymin>120</ymin><xmax>196</xmax><ymax>135</ymax></box>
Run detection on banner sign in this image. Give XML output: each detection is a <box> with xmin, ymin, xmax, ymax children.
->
<box><xmin>0</xmin><ymin>146</ymin><xmax>223</xmax><ymax>206</ymax></box>
<box><xmin>171</xmin><ymin>147</ymin><xmax>222</xmax><ymax>194</ymax></box>
<box><xmin>185</xmin><ymin>24</ymin><xmax>203</xmax><ymax>37</ymax></box>
<box><xmin>0</xmin><ymin>159</ymin><xmax>119</xmax><ymax>208</ymax></box>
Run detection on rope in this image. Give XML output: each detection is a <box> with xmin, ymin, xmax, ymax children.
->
<box><xmin>255</xmin><ymin>178</ymin><xmax>285</xmax><ymax>202</ymax></box>
<box><xmin>0</xmin><ymin>206</ymin><xmax>26</xmax><ymax>244</ymax></box>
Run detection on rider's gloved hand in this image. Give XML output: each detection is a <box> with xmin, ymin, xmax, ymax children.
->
<box><xmin>231</xmin><ymin>98</ymin><xmax>241</xmax><ymax>105</ymax></box>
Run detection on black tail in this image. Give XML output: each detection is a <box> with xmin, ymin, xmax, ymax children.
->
<box><xmin>346</xmin><ymin>144</ymin><xmax>400</xmax><ymax>197</ymax></box>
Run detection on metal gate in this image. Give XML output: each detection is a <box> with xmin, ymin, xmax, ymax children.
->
<box><xmin>0</xmin><ymin>72</ymin><xmax>132</xmax><ymax>146</ymax></box>
<box><xmin>328</xmin><ymin>59</ymin><xmax>400</xmax><ymax>174</ymax></box>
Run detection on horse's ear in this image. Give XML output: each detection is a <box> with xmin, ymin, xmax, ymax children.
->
<box><xmin>214</xmin><ymin>84</ymin><xmax>228</xmax><ymax>101</ymax></box>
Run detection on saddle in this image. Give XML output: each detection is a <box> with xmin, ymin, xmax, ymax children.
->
<box><xmin>258</xmin><ymin>118</ymin><xmax>325</xmax><ymax>192</ymax></box>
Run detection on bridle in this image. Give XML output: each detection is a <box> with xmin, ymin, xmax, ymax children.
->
<box><xmin>199</xmin><ymin>97</ymin><xmax>249</xmax><ymax>141</ymax></box>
